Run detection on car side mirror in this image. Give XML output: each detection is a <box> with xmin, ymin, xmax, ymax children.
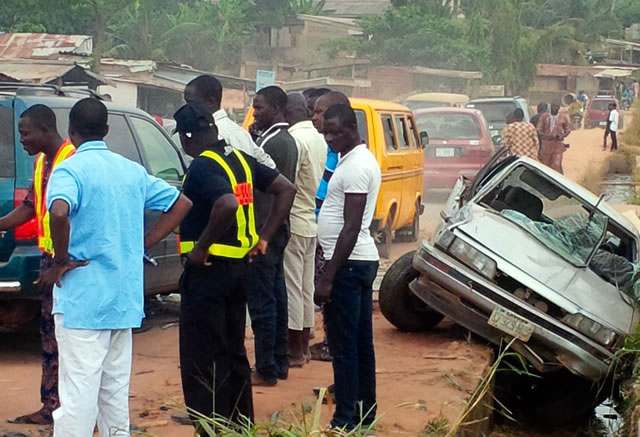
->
<box><xmin>420</xmin><ymin>131</ymin><xmax>429</xmax><ymax>148</ymax></box>
<box><xmin>492</xmin><ymin>134</ymin><xmax>502</xmax><ymax>146</ymax></box>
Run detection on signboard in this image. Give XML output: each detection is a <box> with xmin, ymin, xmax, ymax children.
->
<box><xmin>256</xmin><ymin>70</ymin><xmax>276</xmax><ymax>92</ymax></box>
<box><xmin>477</xmin><ymin>85</ymin><xmax>505</xmax><ymax>97</ymax></box>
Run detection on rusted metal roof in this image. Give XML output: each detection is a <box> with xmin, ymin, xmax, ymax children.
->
<box><xmin>0</xmin><ymin>33</ymin><xmax>92</xmax><ymax>60</ymax></box>
<box><xmin>0</xmin><ymin>59</ymin><xmax>110</xmax><ymax>85</ymax></box>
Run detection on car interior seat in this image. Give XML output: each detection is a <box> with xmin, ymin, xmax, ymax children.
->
<box><xmin>489</xmin><ymin>186</ymin><xmax>543</xmax><ymax>221</ymax></box>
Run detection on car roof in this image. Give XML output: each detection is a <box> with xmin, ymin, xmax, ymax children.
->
<box><xmin>414</xmin><ymin>107</ymin><xmax>483</xmax><ymax>117</ymax></box>
<box><xmin>510</xmin><ymin>157</ymin><xmax>639</xmax><ymax>237</ymax></box>
<box><xmin>350</xmin><ymin>97</ymin><xmax>411</xmax><ymax>112</ymax></box>
<box><xmin>15</xmin><ymin>95</ymin><xmax>153</xmax><ymax>118</ymax></box>
<box><xmin>468</xmin><ymin>97</ymin><xmax>523</xmax><ymax>103</ymax></box>
<box><xmin>404</xmin><ymin>92</ymin><xmax>469</xmax><ymax>104</ymax></box>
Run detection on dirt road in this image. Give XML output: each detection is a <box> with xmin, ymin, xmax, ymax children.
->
<box><xmin>0</xmin><ymin>120</ymin><xmax>626</xmax><ymax>437</ymax></box>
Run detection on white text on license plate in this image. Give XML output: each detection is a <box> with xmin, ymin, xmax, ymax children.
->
<box><xmin>599</xmin><ymin>121</ymin><xmax>607</xmax><ymax>126</ymax></box>
<box><xmin>436</xmin><ymin>148</ymin><xmax>455</xmax><ymax>158</ymax></box>
<box><xmin>488</xmin><ymin>306</ymin><xmax>534</xmax><ymax>342</ymax></box>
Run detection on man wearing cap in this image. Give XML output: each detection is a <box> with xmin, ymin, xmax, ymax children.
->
<box><xmin>174</xmin><ymin>103</ymin><xmax>295</xmax><ymax>430</ymax></box>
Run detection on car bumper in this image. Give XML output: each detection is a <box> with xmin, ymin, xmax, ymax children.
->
<box><xmin>410</xmin><ymin>243</ymin><xmax>613</xmax><ymax>381</ymax></box>
<box><xmin>0</xmin><ymin>246</ymin><xmax>42</xmax><ymax>300</ymax></box>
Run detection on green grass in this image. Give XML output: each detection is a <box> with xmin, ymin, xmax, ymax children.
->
<box><xmin>421</xmin><ymin>415</ymin><xmax>450</xmax><ymax>437</ymax></box>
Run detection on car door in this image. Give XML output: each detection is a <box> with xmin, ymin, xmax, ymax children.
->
<box><xmin>0</xmin><ymin>99</ymin><xmax>16</xmax><ymax>262</ymax></box>
<box><xmin>128</xmin><ymin>115</ymin><xmax>186</xmax><ymax>294</ymax></box>
<box><xmin>379</xmin><ymin>113</ymin><xmax>405</xmax><ymax>229</ymax></box>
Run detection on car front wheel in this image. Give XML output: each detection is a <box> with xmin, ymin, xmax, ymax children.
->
<box><xmin>379</xmin><ymin>250</ymin><xmax>444</xmax><ymax>332</ymax></box>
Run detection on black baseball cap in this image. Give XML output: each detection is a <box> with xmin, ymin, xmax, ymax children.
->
<box><xmin>173</xmin><ymin>103</ymin><xmax>215</xmax><ymax>137</ymax></box>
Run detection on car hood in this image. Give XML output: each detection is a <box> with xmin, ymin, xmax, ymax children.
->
<box><xmin>455</xmin><ymin>206</ymin><xmax>636</xmax><ymax>333</ymax></box>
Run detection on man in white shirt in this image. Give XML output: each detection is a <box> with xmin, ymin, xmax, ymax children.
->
<box><xmin>604</xmin><ymin>102</ymin><xmax>619</xmax><ymax>152</ymax></box>
<box><xmin>184</xmin><ymin>75</ymin><xmax>275</xmax><ymax>168</ymax></box>
<box><xmin>283</xmin><ymin>93</ymin><xmax>328</xmax><ymax>366</ymax></box>
<box><xmin>315</xmin><ymin>104</ymin><xmax>381</xmax><ymax>431</ymax></box>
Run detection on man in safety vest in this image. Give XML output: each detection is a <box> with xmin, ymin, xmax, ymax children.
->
<box><xmin>0</xmin><ymin>104</ymin><xmax>75</xmax><ymax>425</ymax></box>
<box><xmin>174</xmin><ymin>103</ymin><xmax>295</xmax><ymax>431</ymax></box>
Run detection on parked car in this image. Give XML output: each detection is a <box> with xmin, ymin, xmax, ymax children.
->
<box><xmin>466</xmin><ymin>97</ymin><xmax>532</xmax><ymax>140</ymax></box>
<box><xmin>403</xmin><ymin>93</ymin><xmax>469</xmax><ymax>111</ymax></box>
<box><xmin>0</xmin><ymin>85</ymin><xmax>187</xmax><ymax>331</ymax></box>
<box><xmin>584</xmin><ymin>95</ymin><xmax>624</xmax><ymax>130</ymax></box>
<box><xmin>415</xmin><ymin>108</ymin><xmax>495</xmax><ymax>188</ymax></box>
<box><xmin>243</xmin><ymin>98</ymin><xmax>425</xmax><ymax>258</ymax></box>
<box><xmin>380</xmin><ymin>149</ymin><xmax>639</xmax><ymax>420</ymax></box>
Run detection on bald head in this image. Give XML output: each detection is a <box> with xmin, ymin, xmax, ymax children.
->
<box><xmin>285</xmin><ymin>93</ymin><xmax>309</xmax><ymax>126</ymax></box>
<box><xmin>312</xmin><ymin>91</ymin><xmax>350</xmax><ymax>131</ymax></box>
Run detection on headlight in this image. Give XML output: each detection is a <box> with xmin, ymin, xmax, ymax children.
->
<box><xmin>448</xmin><ymin>237</ymin><xmax>497</xmax><ymax>280</ymax></box>
<box><xmin>562</xmin><ymin>313</ymin><xmax>618</xmax><ymax>347</ymax></box>
<box><xmin>436</xmin><ymin>229</ymin><xmax>456</xmax><ymax>249</ymax></box>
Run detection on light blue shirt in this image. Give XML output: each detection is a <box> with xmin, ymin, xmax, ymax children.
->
<box><xmin>47</xmin><ymin>141</ymin><xmax>180</xmax><ymax>330</ymax></box>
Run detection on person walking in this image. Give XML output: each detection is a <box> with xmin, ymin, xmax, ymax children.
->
<box><xmin>175</xmin><ymin>103</ymin><xmax>295</xmax><ymax>429</ymax></box>
<box><xmin>537</xmin><ymin>103</ymin><xmax>570</xmax><ymax>174</ymax></box>
<box><xmin>184</xmin><ymin>74</ymin><xmax>275</xmax><ymax>168</ymax></box>
<box><xmin>42</xmin><ymin>98</ymin><xmax>191</xmax><ymax>437</ymax></box>
<box><xmin>604</xmin><ymin>103</ymin><xmax>620</xmax><ymax>151</ymax></box>
<box><xmin>247</xmin><ymin>86</ymin><xmax>298</xmax><ymax>385</ymax></box>
<box><xmin>501</xmin><ymin>108</ymin><xmax>539</xmax><ymax>160</ymax></box>
<box><xmin>283</xmin><ymin>93</ymin><xmax>328</xmax><ymax>367</ymax></box>
<box><xmin>315</xmin><ymin>104</ymin><xmax>381</xmax><ymax>430</ymax></box>
<box><xmin>0</xmin><ymin>105</ymin><xmax>74</xmax><ymax>425</ymax></box>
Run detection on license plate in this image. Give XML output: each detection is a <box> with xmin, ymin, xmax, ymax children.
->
<box><xmin>488</xmin><ymin>306</ymin><xmax>534</xmax><ymax>342</ymax></box>
<box><xmin>599</xmin><ymin>121</ymin><xmax>607</xmax><ymax>126</ymax></box>
<box><xmin>435</xmin><ymin>148</ymin><xmax>455</xmax><ymax>158</ymax></box>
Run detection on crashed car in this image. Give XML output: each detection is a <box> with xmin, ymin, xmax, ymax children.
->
<box><xmin>380</xmin><ymin>149</ymin><xmax>640</xmax><ymax>384</ymax></box>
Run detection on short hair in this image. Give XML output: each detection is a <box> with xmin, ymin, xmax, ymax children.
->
<box><xmin>69</xmin><ymin>98</ymin><xmax>108</xmax><ymax>138</ymax></box>
<box><xmin>21</xmin><ymin>104</ymin><xmax>57</xmax><ymax>131</ymax></box>
<box><xmin>308</xmin><ymin>88</ymin><xmax>331</xmax><ymax>100</ymax></box>
<box><xmin>537</xmin><ymin>102</ymin><xmax>547</xmax><ymax>112</ymax></box>
<box><xmin>187</xmin><ymin>75</ymin><xmax>223</xmax><ymax>106</ymax></box>
<box><xmin>257</xmin><ymin>86</ymin><xmax>287</xmax><ymax>109</ymax></box>
<box><xmin>323</xmin><ymin>103</ymin><xmax>357</xmax><ymax>129</ymax></box>
<box><xmin>609</xmin><ymin>102</ymin><xmax>617</xmax><ymax>108</ymax></box>
<box><xmin>513</xmin><ymin>108</ymin><xmax>525</xmax><ymax>121</ymax></box>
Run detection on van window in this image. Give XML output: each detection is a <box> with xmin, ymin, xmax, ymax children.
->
<box><xmin>0</xmin><ymin>106</ymin><xmax>15</xmax><ymax>177</ymax></box>
<box><xmin>394</xmin><ymin>115</ymin><xmax>411</xmax><ymax>150</ymax></box>
<box><xmin>130</xmin><ymin>116</ymin><xmax>184</xmax><ymax>182</ymax></box>
<box><xmin>382</xmin><ymin>115</ymin><xmax>397</xmax><ymax>152</ymax></box>
<box><xmin>408</xmin><ymin>116</ymin><xmax>420</xmax><ymax>148</ymax></box>
<box><xmin>53</xmin><ymin>109</ymin><xmax>142</xmax><ymax>163</ymax></box>
<box><xmin>355</xmin><ymin>109</ymin><xmax>369</xmax><ymax>145</ymax></box>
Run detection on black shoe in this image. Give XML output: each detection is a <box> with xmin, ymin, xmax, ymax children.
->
<box><xmin>309</xmin><ymin>342</ymin><xmax>332</xmax><ymax>362</ymax></box>
<box><xmin>277</xmin><ymin>369</ymin><xmax>288</xmax><ymax>380</ymax></box>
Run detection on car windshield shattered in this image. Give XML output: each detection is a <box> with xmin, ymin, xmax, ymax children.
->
<box><xmin>480</xmin><ymin>164</ymin><xmax>610</xmax><ymax>266</ymax></box>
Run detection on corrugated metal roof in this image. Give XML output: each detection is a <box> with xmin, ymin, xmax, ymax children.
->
<box><xmin>321</xmin><ymin>0</ymin><xmax>391</xmax><ymax>17</ymax></box>
<box><xmin>536</xmin><ymin>63</ymin><xmax>639</xmax><ymax>77</ymax></box>
<box><xmin>0</xmin><ymin>59</ymin><xmax>111</xmax><ymax>85</ymax></box>
<box><xmin>0</xmin><ymin>33</ymin><xmax>92</xmax><ymax>60</ymax></box>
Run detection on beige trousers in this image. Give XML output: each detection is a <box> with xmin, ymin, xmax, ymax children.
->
<box><xmin>284</xmin><ymin>234</ymin><xmax>316</xmax><ymax>330</ymax></box>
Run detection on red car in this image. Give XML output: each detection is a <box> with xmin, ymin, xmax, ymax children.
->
<box><xmin>416</xmin><ymin>108</ymin><xmax>495</xmax><ymax>188</ymax></box>
<box><xmin>584</xmin><ymin>95</ymin><xmax>624</xmax><ymax>130</ymax></box>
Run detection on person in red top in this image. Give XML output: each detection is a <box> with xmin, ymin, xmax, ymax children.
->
<box><xmin>0</xmin><ymin>104</ymin><xmax>75</xmax><ymax>425</ymax></box>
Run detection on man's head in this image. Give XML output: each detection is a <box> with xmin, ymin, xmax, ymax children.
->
<box><xmin>253</xmin><ymin>86</ymin><xmax>287</xmax><ymax>131</ymax></box>
<box><xmin>537</xmin><ymin>102</ymin><xmax>547</xmax><ymax>114</ymax></box>
<box><xmin>184</xmin><ymin>75</ymin><xmax>223</xmax><ymax>114</ymax></box>
<box><xmin>285</xmin><ymin>93</ymin><xmax>309</xmax><ymax>126</ymax></box>
<box><xmin>513</xmin><ymin>108</ymin><xmax>525</xmax><ymax>122</ymax></box>
<box><xmin>18</xmin><ymin>104</ymin><xmax>60</xmax><ymax>156</ymax></box>
<box><xmin>609</xmin><ymin>102</ymin><xmax>617</xmax><ymax>111</ymax></box>
<box><xmin>506</xmin><ymin>112</ymin><xmax>516</xmax><ymax>125</ymax></box>
<box><xmin>550</xmin><ymin>101</ymin><xmax>560</xmax><ymax>115</ymax></box>
<box><xmin>312</xmin><ymin>91</ymin><xmax>350</xmax><ymax>132</ymax></box>
<box><xmin>173</xmin><ymin>103</ymin><xmax>219</xmax><ymax>158</ymax></box>
<box><xmin>322</xmin><ymin>104</ymin><xmax>360</xmax><ymax>155</ymax></box>
<box><xmin>306</xmin><ymin>87</ymin><xmax>331</xmax><ymax>118</ymax></box>
<box><xmin>68</xmin><ymin>98</ymin><xmax>109</xmax><ymax>147</ymax></box>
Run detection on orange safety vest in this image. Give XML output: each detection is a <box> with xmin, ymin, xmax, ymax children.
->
<box><xmin>33</xmin><ymin>140</ymin><xmax>76</xmax><ymax>254</ymax></box>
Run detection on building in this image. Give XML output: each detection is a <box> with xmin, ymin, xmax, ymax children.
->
<box><xmin>0</xmin><ymin>33</ymin><xmax>92</xmax><ymax>61</ymax></box>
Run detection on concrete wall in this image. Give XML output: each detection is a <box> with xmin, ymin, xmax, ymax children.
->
<box><xmin>98</xmin><ymin>81</ymin><xmax>138</xmax><ymax>108</ymax></box>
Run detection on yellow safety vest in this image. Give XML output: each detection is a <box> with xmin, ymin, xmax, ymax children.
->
<box><xmin>33</xmin><ymin>140</ymin><xmax>76</xmax><ymax>255</ymax></box>
<box><xmin>178</xmin><ymin>148</ymin><xmax>259</xmax><ymax>259</ymax></box>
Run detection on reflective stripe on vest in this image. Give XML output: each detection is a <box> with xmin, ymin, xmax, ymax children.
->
<box><xmin>178</xmin><ymin>149</ymin><xmax>258</xmax><ymax>259</ymax></box>
<box><xmin>34</xmin><ymin>141</ymin><xmax>76</xmax><ymax>254</ymax></box>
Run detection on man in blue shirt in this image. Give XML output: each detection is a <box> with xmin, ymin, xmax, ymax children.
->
<box><xmin>41</xmin><ymin>98</ymin><xmax>192</xmax><ymax>437</ymax></box>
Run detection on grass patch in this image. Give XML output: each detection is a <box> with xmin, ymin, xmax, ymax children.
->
<box><xmin>421</xmin><ymin>414</ymin><xmax>450</xmax><ymax>437</ymax></box>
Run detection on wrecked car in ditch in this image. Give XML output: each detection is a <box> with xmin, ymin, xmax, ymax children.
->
<box><xmin>381</xmin><ymin>149</ymin><xmax>640</xmax><ymax>398</ymax></box>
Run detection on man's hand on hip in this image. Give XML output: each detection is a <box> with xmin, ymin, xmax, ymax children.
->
<box><xmin>36</xmin><ymin>259</ymin><xmax>89</xmax><ymax>291</ymax></box>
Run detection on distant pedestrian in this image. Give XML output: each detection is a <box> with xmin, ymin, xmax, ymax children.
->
<box><xmin>537</xmin><ymin>103</ymin><xmax>570</xmax><ymax>173</ymax></box>
<box><xmin>315</xmin><ymin>103</ymin><xmax>381</xmax><ymax>430</ymax></box>
<box><xmin>530</xmin><ymin>102</ymin><xmax>547</xmax><ymax>129</ymax></box>
<box><xmin>283</xmin><ymin>93</ymin><xmax>328</xmax><ymax>367</ymax></box>
<box><xmin>633</xmin><ymin>80</ymin><xmax>639</xmax><ymax>101</ymax></box>
<box><xmin>175</xmin><ymin>103</ymin><xmax>295</xmax><ymax>430</ymax></box>
<box><xmin>0</xmin><ymin>105</ymin><xmax>75</xmax><ymax>425</ymax></box>
<box><xmin>247</xmin><ymin>86</ymin><xmax>298</xmax><ymax>386</ymax></box>
<box><xmin>43</xmin><ymin>98</ymin><xmax>191</xmax><ymax>437</ymax></box>
<box><xmin>501</xmin><ymin>108</ymin><xmax>539</xmax><ymax>160</ymax></box>
<box><xmin>184</xmin><ymin>75</ymin><xmax>275</xmax><ymax>168</ymax></box>
<box><xmin>604</xmin><ymin>102</ymin><xmax>620</xmax><ymax>152</ymax></box>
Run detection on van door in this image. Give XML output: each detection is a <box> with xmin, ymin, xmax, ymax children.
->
<box><xmin>379</xmin><ymin>113</ymin><xmax>405</xmax><ymax>229</ymax></box>
<box><xmin>0</xmin><ymin>100</ymin><xmax>16</xmax><ymax>262</ymax></box>
<box><xmin>129</xmin><ymin>115</ymin><xmax>186</xmax><ymax>295</ymax></box>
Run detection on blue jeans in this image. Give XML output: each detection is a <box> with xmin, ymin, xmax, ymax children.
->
<box><xmin>325</xmin><ymin>261</ymin><xmax>379</xmax><ymax>428</ymax></box>
<box><xmin>246</xmin><ymin>227</ymin><xmax>289</xmax><ymax>382</ymax></box>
